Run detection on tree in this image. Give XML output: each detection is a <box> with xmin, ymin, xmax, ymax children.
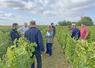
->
<box><xmin>78</xmin><ymin>17</ymin><xmax>94</xmax><ymax>26</ymax></box>
<box><xmin>58</xmin><ymin>20</ymin><xmax>71</xmax><ymax>26</ymax></box>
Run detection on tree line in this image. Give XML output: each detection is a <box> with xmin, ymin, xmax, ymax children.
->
<box><xmin>58</xmin><ymin>16</ymin><xmax>94</xmax><ymax>26</ymax></box>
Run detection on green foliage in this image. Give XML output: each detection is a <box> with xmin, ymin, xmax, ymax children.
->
<box><xmin>0</xmin><ymin>37</ymin><xmax>36</xmax><ymax>68</ymax></box>
<box><xmin>0</xmin><ymin>26</ymin><xmax>95</xmax><ymax>68</ymax></box>
<box><xmin>78</xmin><ymin>17</ymin><xmax>94</xmax><ymax>26</ymax></box>
<box><xmin>0</xmin><ymin>32</ymin><xmax>10</xmax><ymax>58</ymax></box>
<box><xmin>56</xmin><ymin>26</ymin><xmax>95</xmax><ymax>68</ymax></box>
<box><xmin>58</xmin><ymin>16</ymin><xmax>94</xmax><ymax>26</ymax></box>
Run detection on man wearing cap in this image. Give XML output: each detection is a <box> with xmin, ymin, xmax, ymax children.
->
<box><xmin>25</xmin><ymin>21</ymin><xmax>44</xmax><ymax>68</ymax></box>
<box><xmin>10</xmin><ymin>23</ymin><xmax>20</xmax><ymax>44</ymax></box>
<box><xmin>71</xmin><ymin>24</ymin><xmax>80</xmax><ymax>40</ymax></box>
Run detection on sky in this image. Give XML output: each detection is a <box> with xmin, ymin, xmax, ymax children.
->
<box><xmin>0</xmin><ymin>0</ymin><xmax>95</xmax><ymax>25</ymax></box>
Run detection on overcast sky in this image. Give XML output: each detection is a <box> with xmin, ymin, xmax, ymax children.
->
<box><xmin>0</xmin><ymin>0</ymin><xmax>95</xmax><ymax>25</ymax></box>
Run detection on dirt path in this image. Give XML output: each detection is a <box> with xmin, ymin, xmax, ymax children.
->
<box><xmin>42</xmin><ymin>38</ymin><xmax>70</xmax><ymax>68</ymax></box>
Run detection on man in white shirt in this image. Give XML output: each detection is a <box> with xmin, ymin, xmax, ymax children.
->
<box><xmin>18</xmin><ymin>23</ymin><xmax>29</xmax><ymax>36</ymax></box>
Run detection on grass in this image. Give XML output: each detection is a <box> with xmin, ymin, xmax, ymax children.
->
<box><xmin>42</xmin><ymin>38</ymin><xmax>70</xmax><ymax>68</ymax></box>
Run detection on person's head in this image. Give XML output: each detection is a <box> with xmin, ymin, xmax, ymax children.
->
<box><xmin>71</xmin><ymin>23</ymin><xmax>76</xmax><ymax>28</ymax></box>
<box><xmin>24</xmin><ymin>23</ymin><xmax>28</xmax><ymax>27</ymax></box>
<box><xmin>48</xmin><ymin>25</ymin><xmax>53</xmax><ymax>31</ymax></box>
<box><xmin>51</xmin><ymin>23</ymin><xmax>54</xmax><ymax>26</ymax></box>
<box><xmin>29</xmin><ymin>20</ymin><xmax>36</xmax><ymax>27</ymax></box>
<box><xmin>81</xmin><ymin>23</ymin><xmax>86</xmax><ymax>28</ymax></box>
<box><xmin>12</xmin><ymin>23</ymin><xmax>18</xmax><ymax>29</ymax></box>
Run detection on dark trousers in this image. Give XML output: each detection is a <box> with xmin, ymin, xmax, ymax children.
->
<box><xmin>31</xmin><ymin>51</ymin><xmax>42</xmax><ymax>68</ymax></box>
<box><xmin>46</xmin><ymin>43</ymin><xmax>52</xmax><ymax>56</ymax></box>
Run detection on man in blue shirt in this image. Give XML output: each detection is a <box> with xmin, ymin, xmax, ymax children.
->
<box><xmin>10</xmin><ymin>23</ymin><xmax>20</xmax><ymax>44</ymax></box>
<box><xmin>71</xmin><ymin>24</ymin><xmax>80</xmax><ymax>40</ymax></box>
<box><xmin>25</xmin><ymin>21</ymin><xmax>44</xmax><ymax>68</ymax></box>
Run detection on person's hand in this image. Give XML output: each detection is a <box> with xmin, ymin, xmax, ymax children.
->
<box><xmin>84</xmin><ymin>36</ymin><xmax>87</xmax><ymax>40</ymax></box>
<box><xmin>41</xmin><ymin>50</ymin><xmax>46</xmax><ymax>57</ymax></box>
<box><xmin>41</xmin><ymin>48</ymin><xmax>46</xmax><ymax>54</ymax></box>
<box><xmin>41</xmin><ymin>47</ymin><xmax>45</xmax><ymax>52</ymax></box>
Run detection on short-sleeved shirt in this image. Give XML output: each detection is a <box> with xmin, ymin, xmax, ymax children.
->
<box><xmin>80</xmin><ymin>26</ymin><xmax>89</xmax><ymax>39</ymax></box>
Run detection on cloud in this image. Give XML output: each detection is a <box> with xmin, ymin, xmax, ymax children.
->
<box><xmin>0</xmin><ymin>11</ymin><xmax>23</xmax><ymax>22</ymax></box>
<box><xmin>0</xmin><ymin>12</ymin><xmax>14</xmax><ymax>19</ymax></box>
<box><xmin>0</xmin><ymin>0</ymin><xmax>95</xmax><ymax>22</ymax></box>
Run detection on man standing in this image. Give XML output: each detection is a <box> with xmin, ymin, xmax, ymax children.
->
<box><xmin>25</xmin><ymin>21</ymin><xmax>44</xmax><ymax>68</ymax></box>
<box><xmin>51</xmin><ymin>23</ymin><xmax>56</xmax><ymax>37</ymax></box>
<box><xmin>80</xmin><ymin>24</ymin><xmax>89</xmax><ymax>40</ymax></box>
<box><xmin>10</xmin><ymin>23</ymin><xmax>20</xmax><ymax>44</ymax></box>
<box><xmin>71</xmin><ymin>24</ymin><xmax>80</xmax><ymax>40</ymax></box>
<box><xmin>18</xmin><ymin>23</ymin><xmax>29</xmax><ymax>36</ymax></box>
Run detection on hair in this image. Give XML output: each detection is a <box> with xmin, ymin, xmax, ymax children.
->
<box><xmin>24</xmin><ymin>23</ymin><xmax>28</xmax><ymax>27</ymax></box>
<box><xmin>48</xmin><ymin>25</ymin><xmax>52</xmax><ymax>28</ymax></box>
<box><xmin>48</xmin><ymin>25</ymin><xmax>53</xmax><ymax>31</ymax></box>
<box><xmin>51</xmin><ymin>23</ymin><xmax>54</xmax><ymax>25</ymax></box>
<box><xmin>24</xmin><ymin>22</ymin><xmax>27</xmax><ymax>25</ymax></box>
<box><xmin>12</xmin><ymin>23</ymin><xmax>18</xmax><ymax>27</ymax></box>
<box><xmin>30</xmin><ymin>20</ymin><xmax>36</xmax><ymax>25</ymax></box>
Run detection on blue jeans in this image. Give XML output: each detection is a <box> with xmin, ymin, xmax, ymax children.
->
<box><xmin>31</xmin><ymin>51</ymin><xmax>42</xmax><ymax>68</ymax></box>
<box><xmin>46</xmin><ymin>43</ymin><xmax>52</xmax><ymax>56</ymax></box>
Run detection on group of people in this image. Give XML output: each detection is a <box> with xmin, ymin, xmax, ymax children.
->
<box><xmin>9</xmin><ymin>21</ymin><xmax>89</xmax><ymax>68</ymax></box>
<box><xmin>10</xmin><ymin>21</ymin><xmax>56</xmax><ymax>68</ymax></box>
<box><xmin>70</xmin><ymin>23</ymin><xmax>89</xmax><ymax>40</ymax></box>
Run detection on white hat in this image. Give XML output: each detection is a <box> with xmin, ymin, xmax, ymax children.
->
<box><xmin>72</xmin><ymin>23</ymin><xmax>76</xmax><ymax>26</ymax></box>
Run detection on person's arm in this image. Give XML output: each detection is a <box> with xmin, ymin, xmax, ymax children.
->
<box><xmin>78</xmin><ymin>30</ymin><xmax>80</xmax><ymax>39</ymax></box>
<box><xmin>75</xmin><ymin>29</ymin><xmax>80</xmax><ymax>40</ymax></box>
<box><xmin>18</xmin><ymin>27</ymin><xmax>24</xmax><ymax>35</ymax></box>
<box><xmin>50</xmin><ymin>31</ymin><xmax>54</xmax><ymax>38</ymax></box>
<box><xmin>53</xmin><ymin>26</ymin><xmax>56</xmax><ymax>36</ymax></box>
<box><xmin>37</xmin><ymin>30</ymin><xmax>44</xmax><ymax>52</ymax></box>
<box><xmin>46</xmin><ymin>32</ymin><xmax>48</xmax><ymax>38</ymax></box>
<box><xmin>46</xmin><ymin>32</ymin><xmax>53</xmax><ymax>38</ymax></box>
<box><xmin>16</xmin><ymin>31</ymin><xmax>20</xmax><ymax>39</ymax></box>
<box><xmin>71</xmin><ymin>29</ymin><xmax>74</xmax><ymax>38</ymax></box>
<box><xmin>18</xmin><ymin>27</ymin><xmax>23</xmax><ymax>32</ymax></box>
<box><xmin>24</xmin><ymin>31</ymin><xmax>27</xmax><ymax>38</ymax></box>
<box><xmin>10</xmin><ymin>31</ymin><xmax>15</xmax><ymax>44</ymax></box>
<box><xmin>84</xmin><ymin>28</ymin><xmax>89</xmax><ymax>39</ymax></box>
